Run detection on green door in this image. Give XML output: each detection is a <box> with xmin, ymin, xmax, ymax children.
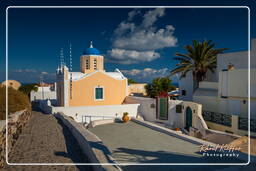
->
<box><xmin>159</xmin><ymin>98</ymin><xmax>168</xmax><ymax>119</ymax></box>
<box><xmin>185</xmin><ymin>107</ymin><xmax>192</xmax><ymax>129</ymax></box>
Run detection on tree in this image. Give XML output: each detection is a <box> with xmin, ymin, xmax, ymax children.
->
<box><xmin>145</xmin><ymin>77</ymin><xmax>176</xmax><ymax>98</ymax></box>
<box><xmin>171</xmin><ymin>40</ymin><xmax>227</xmax><ymax>88</ymax></box>
<box><xmin>128</xmin><ymin>79</ymin><xmax>137</xmax><ymax>84</ymax></box>
<box><xmin>18</xmin><ymin>83</ymin><xmax>38</xmax><ymax>96</ymax></box>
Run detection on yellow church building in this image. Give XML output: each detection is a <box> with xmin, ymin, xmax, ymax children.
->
<box><xmin>56</xmin><ymin>42</ymin><xmax>128</xmax><ymax>107</ymax></box>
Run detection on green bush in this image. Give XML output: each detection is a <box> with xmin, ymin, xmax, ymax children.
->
<box><xmin>0</xmin><ymin>86</ymin><xmax>31</xmax><ymax>120</ymax></box>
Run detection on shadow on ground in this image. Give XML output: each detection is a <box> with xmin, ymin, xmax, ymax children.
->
<box><xmin>55</xmin><ymin>117</ymin><xmax>93</xmax><ymax>171</ymax></box>
<box><xmin>111</xmin><ymin>147</ymin><xmax>245</xmax><ymax>171</ymax></box>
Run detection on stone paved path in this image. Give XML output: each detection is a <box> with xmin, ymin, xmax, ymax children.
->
<box><xmin>4</xmin><ymin>111</ymin><xmax>92</xmax><ymax>171</ymax></box>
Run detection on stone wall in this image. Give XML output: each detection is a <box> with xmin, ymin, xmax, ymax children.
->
<box><xmin>0</xmin><ymin>109</ymin><xmax>31</xmax><ymax>168</ymax></box>
<box><xmin>55</xmin><ymin>113</ymin><xmax>121</xmax><ymax>171</ymax></box>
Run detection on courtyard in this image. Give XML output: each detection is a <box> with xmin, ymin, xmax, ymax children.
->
<box><xmin>88</xmin><ymin>121</ymin><xmax>244</xmax><ymax>167</ymax></box>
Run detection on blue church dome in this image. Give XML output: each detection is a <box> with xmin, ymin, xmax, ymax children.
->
<box><xmin>83</xmin><ymin>41</ymin><xmax>100</xmax><ymax>55</ymax></box>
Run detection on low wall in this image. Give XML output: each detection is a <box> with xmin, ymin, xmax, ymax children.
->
<box><xmin>205</xmin><ymin>115</ymin><xmax>256</xmax><ymax>137</ymax></box>
<box><xmin>39</xmin><ymin>100</ymin><xmax>53</xmax><ymax>114</ymax></box>
<box><xmin>124</xmin><ymin>96</ymin><xmax>203</xmax><ymax>129</ymax></box>
<box><xmin>128</xmin><ymin>83</ymin><xmax>147</xmax><ymax>96</ymax></box>
<box><xmin>124</xmin><ymin>96</ymin><xmax>156</xmax><ymax>121</ymax></box>
<box><xmin>51</xmin><ymin>104</ymin><xmax>140</xmax><ymax>123</ymax></box>
<box><xmin>125</xmin><ymin>96</ymin><xmax>240</xmax><ymax>144</ymax></box>
<box><xmin>55</xmin><ymin>113</ymin><xmax>121</xmax><ymax>171</ymax></box>
<box><xmin>0</xmin><ymin>109</ymin><xmax>31</xmax><ymax>168</ymax></box>
<box><xmin>131</xmin><ymin>118</ymin><xmax>216</xmax><ymax>146</ymax></box>
<box><xmin>88</xmin><ymin>119</ymin><xmax>117</xmax><ymax>128</ymax></box>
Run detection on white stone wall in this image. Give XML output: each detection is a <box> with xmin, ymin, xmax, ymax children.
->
<box><xmin>199</xmin><ymin>81</ymin><xmax>218</xmax><ymax>89</ymax></box>
<box><xmin>124</xmin><ymin>96</ymin><xmax>156</xmax><ymax>121</ymax></box>
<box><xmin>219</xmin><ymin>69</ymin><xmax>255</xmax><ymax>98</ymax></box>
<box><xmin>178</xmin><ymin>71</ymin><xmax>194</xmax><ymax>101</ymax></box>
<box><xmin>50</xmin><ymin>104</ymin><xmax>140</xmax><ymax>123</ymax></box>
<box><xmin>124</xmin><ymin>96</ymin><xmax>205</xmax><ymax>129</ymax></box>
<box><xmin>167</xmin><ymin>100</ymin><xmax>183</xmax><ymax>128</ymax></box>
<box><xmin>30</xmin><ymin>90</ymin><xmax>56</xmax><ymax>102</ymax></box>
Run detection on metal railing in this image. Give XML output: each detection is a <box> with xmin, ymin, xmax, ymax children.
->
<box><xmin>238</xmin><ymin>117</ymin><xmax>256</xmax><ymax>132</ymax></box>
<box><xmin>81</xmin><ymin>115</ymin><xmax>118</xmax><ymax>124</ymax></box>
<box><xmin>202</xmin><ymin>111</ymin><xmax>232</xmax><ymax>127</ymax></box>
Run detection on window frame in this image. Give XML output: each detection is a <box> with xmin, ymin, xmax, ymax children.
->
<box><xmin>94</xmin><ymin>86</ymin><xmax>104</xmax><ymax>101</ymax></box>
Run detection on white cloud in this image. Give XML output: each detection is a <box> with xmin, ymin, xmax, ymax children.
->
<box><xmin>141</xmin><ymin>8</ymin><xmax>165</xmax><ymax>28</ymax></box>
<box><xmin>108</xmin><ymin>49</ymin><xmax>160</xmax><ymax>64</ymax></box>
<box><xmin>14</xmin><ymin>69</ymin><xmax>37</xmax><ymax>73</ymax></box>
<box><xmin>128</xmin><ymin>9</ymin><xmax>141</xmax><ymax>21</ymax></box>
<box><xmin>108</xmin><ymin>8</ymin><xmax>177</xmax><ymax>64</ymax></box>
<box><xmin>41</xmin><ymin>71</ymin><xmax>48</xmax><ymax>75</ymax></box>
<box><xmin>112</xmin><ymin>25</ymin><xmax>176</xmax><ymax>51</ymax></box>
<box><xmin>121</xmin><ymin>68</ymin><xmax>169</xmax><ymax>81</ymax></box>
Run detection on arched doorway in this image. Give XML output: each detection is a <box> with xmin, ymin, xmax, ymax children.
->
<box><xmin>185</xmin><ymin>107</ymin><xmax>193</xmax><ymax>130</ymax></box>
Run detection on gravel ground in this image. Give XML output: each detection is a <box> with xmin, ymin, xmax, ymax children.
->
<box><xmin>4</xmin><ymin>111</ymin><xmax>92</xmax><ymax>171</ymax></box>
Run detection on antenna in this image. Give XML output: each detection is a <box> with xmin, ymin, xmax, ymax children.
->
<box><xmin>69</xmin><ymin>43</ymin><xmax>73</xmax><ymax>99</ymax></box>
<box><xmin>39</xmin><ymin>74</ymin><xmax>44</xmax><ymax>100</ymax></box>
<box><xmin>39</xmin><ymin>75</ymin><xmax>43</xmax><ymax>85</ymax></box>
<box><xmin>90</xmin><ymin>40</ymin><xmax>93</xmax><ymax>48</ymax></box>
<box><xmin>69</xmin><ymin>43</ymin><xmax>72</xmax><ymax>72</ymax></box>
<box><xmin>60</xmin><ymin>48</ymin><xmax>64</xmax><ymax>67</ymax></box>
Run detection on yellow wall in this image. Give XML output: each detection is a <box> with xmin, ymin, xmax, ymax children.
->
<box><xmin>69</xmin><ymin>71</ymin><xmax>127</xmax><ymax>106</ymax></box>
<box><xmin>128</xmin><ymin>83</ymin><xmax>147</xmax><ymax>96</ymax></box>
<box><xmin>2</xmin><ymin>80</ymin><xmax>21</xmax><ymax>90</ymax></box>
<box><xmin>80</xmin><ymin>55</ymin><xmax>104</xmax><ymax>74</ymax></box>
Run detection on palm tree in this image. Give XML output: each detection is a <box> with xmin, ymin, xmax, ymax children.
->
<box><xmin>145</xmin><ymin>77</ymin><xmax>176</xmax><ymax>98</ymax></box>
<box><xmin>171</xmin><ymin>40</ymin><xmax>227</xmax><ymax>88</ymax></box>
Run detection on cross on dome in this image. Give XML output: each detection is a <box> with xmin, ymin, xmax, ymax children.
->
<box><xmin>83</xmin><ymin>41</ymin><xmax>100</xmax><ymax>55</ymax></box>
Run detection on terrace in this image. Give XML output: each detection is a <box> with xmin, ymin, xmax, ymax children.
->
<box><xmin>87</xmin><ymin>119</ymin><xmax>244</xmax><ymax>167</ymax></box>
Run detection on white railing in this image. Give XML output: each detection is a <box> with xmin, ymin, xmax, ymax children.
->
<box><xmin>81</xmin><ymin>115</ymin><xmax>118</xmax><ymax>124</ymax></box>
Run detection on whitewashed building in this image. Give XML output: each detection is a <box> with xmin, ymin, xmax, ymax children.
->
<box><xmin>179</xmin><ymin>39</ymin><xmax>256</xmax><ymax>135</ymax></box>
<box><xmin>30</xmin><ymin>83</ymin><xmax>57</xmax><ymax>102</ymax></box>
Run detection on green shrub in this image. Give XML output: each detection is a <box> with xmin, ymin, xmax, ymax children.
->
<box><xmin>0</xmin><ymin>86</ymin><xmax>31</xmax><ymax>120</ymax></box>
<box><xmin>123</xmin><ymin>112</ymin><xmax>129</xmax><ymax>116</ymax></box>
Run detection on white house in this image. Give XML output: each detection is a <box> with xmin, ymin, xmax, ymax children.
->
<box><xmin>30</xmin><ymin>83</ymin><xmax>57</xmax><ymax>102</ymax></box>
<box><xmin>178</xmin><ymin>39</ymin><xmax>256</xmax><ymax>136</ymax></box>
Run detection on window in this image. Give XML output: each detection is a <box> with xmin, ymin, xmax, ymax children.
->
<box><xmin>182</xmin><ymin>90</ymin><xmax>186</xmax><ymax>96</ymax></box>
<box><xmin>94</xmin><ymin>59</ymin><xmax>97</xmax><ymax>69</ymax></box>
<box><xmin>86</xmin><ymin>59</ymin><xmax>89</xmax><ymax>69</ymax></box>
<box><xmin>176</xmin><ymin>105</ymin><xmax>182</xmax><ymax>113</ymax></box>
<box><xmin>95</xmin><ymin>87</ymin><xmax>103</xmax><ymax>100</ymax></box>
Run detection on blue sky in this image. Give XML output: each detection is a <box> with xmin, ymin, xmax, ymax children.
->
<box><xmin>0</xmin><ymin>5</ymin><xmax>253</xmax><ymax>83</ymax></box>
